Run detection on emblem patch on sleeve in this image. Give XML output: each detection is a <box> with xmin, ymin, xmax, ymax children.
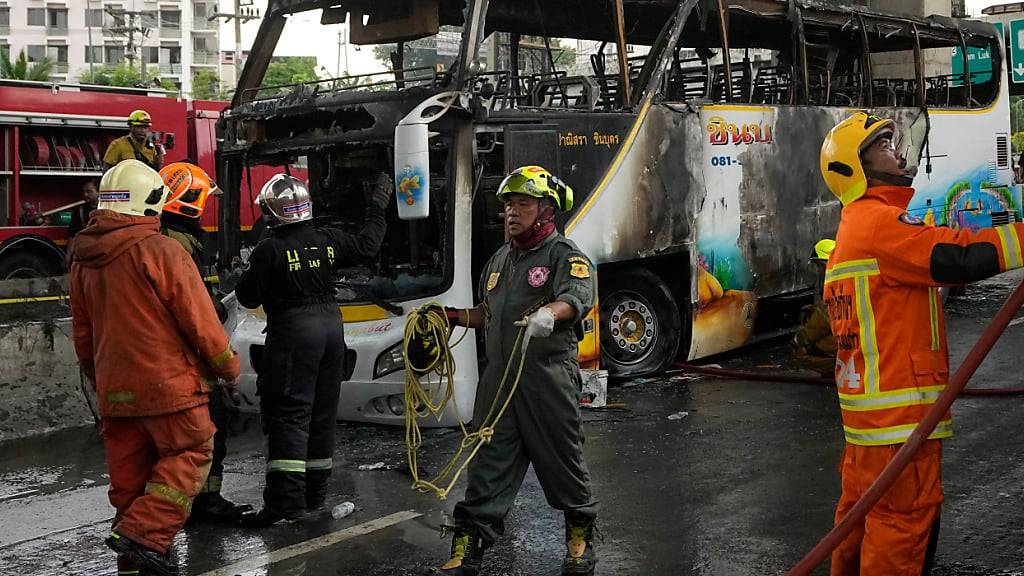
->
<box><xmin>898</xmin><ymin>212</ymin><xmax>924</xmax><ymax>226</ymax></box>
<box><xmin>569</xmin><ymin>261</ymin><xmax>593</xmax><ymax>276</ymax></box>
<box><xmin>527</xmin><ymin>266</ymin><xmax>551</xmax><ymax>287</ymax></box>
<box><xmin>486</xmin><ymin>272</ymin><xmax>501</xmax><ymax>291</ymax></box>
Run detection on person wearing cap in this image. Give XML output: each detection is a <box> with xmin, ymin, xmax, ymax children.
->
<box><xmin>157</xmin><ymin>162</ymin><xmax>252</xmax><ymax>524</ymax></box>
<box><xmin>69</xmin><ymin>159</ymin><xmax>240</xmax><ymax>576</ymax></box>
<box><xmin>233</xmin><ymin>171</ymin><xmax>393</xmax><ymax>527</ymax></box>
<box><xmin>430</xmin><ymin>166</ymin><xmax>598</xmax><ymax>576</ymax></box>
<box><xmin>820</xmin><ymin>112</ymin><xmax>1024</xmax><ymax>575</ymax></box>
<box><xmin>104</xmin><ymin>110</ymin><xmax>164</xmax><ymax>171</ymax></box>
<box><xmin>792</xmin><ymin>238</ymin><xmax>837</xmax><ymax>375</ymax></box>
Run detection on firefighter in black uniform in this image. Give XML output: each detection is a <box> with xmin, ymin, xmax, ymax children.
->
<box><xmin>159</xmin><ymin>161</ymin><xmax>250</xmax><ymax>523</ymax></box>
<box><xmin>235</xmin><ymin>172</ymin><xmax>392</xmax><ymax>526</ymax></box>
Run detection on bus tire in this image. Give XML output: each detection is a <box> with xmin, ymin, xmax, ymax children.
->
<box><xmin>0</xmin><ymin>249</ymin><xmax>64</xmax><ymax>280</ymax></box>
<box><xmin>599</xmin><ymin>267</ymin><xmax>681</xmax><ymax>378</ymax></box>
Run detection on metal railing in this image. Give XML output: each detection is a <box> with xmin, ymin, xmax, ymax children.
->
<box><xmin>192</xmin><ymin>51</ymin><xmax>218</xmax><ymax>65</ymax></box>
<box><xmin>160</xmin><ymin>25</ymin><xmax>181</xmax><ymax>38</ymax></box>
<box><xmin>159</xmin><ymin>63</ymin><xmax>182</xmax><ymax>75</ymax></box>
<box><xmin>45</xmin><ymin>26</ymin><xmax>68</xmax><ymax>36</ymax></box>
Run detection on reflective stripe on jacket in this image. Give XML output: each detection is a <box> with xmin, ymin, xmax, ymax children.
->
<box><xmin>826</xmin><ymin>185</ymin><xmax>1024</xmax><ymax>446</ymax></box>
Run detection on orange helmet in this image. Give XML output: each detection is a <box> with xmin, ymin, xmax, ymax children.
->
<box><xmin>159</xmin><ymin>162</ymin><xmax>219</xmax><ymax>219</ymax></box>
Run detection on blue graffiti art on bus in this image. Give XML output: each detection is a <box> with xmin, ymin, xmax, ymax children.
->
<box><xmin>909</xmin><ymin>166</ymin><xmax>1021</xmax><ymax>232</ymax></box>
<box><xmin>695</xmin><ymin>238</ymin><xmax>753</xmax><ymax>309</ymax></box>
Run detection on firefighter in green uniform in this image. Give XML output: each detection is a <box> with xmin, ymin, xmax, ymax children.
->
<box><xmin>432</xmin><ymin>166</ymin><xmax>599</xmax><ymax>576</ymax></box>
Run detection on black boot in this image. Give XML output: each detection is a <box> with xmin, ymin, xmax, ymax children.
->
<box><xmin>431</xmin><ymin>529</ymin><xmax>485</xmax><ymax>576</ymax></box>
<box><xmin>105</xmin><ymin>532</ymin><xmax>178</xmax><ymax>576</ymax></box>
<box><xmin>187</xmin><ymin>492</ymin><xmax>253</xmax><ymax>525</ymax></box>
<box><xmin>238</xmin><ymin>506</ymin><xmax>304</xmax><ymax>528</ymax></box>
<box><xmin>561</xmin><ymin>519</ymin><xmax>597</xmax><ymax>576</ymax></box>
<box><xmin>116</xmin><ymin>554</ymin><xmax>140</xmax><ymax>576</ymax></box>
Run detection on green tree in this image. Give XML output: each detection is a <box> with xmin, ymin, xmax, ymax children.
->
<box><xmin>0</xmin><ymin>50</ymin><xmax>54</xmax><ymax>81</ymax></box>
<box><xmin>261</xmin><ymin>56</ymin><xmax>319</xmax><ymax>90</ymax></box>
<box><xmin>1012</xmin><ymin>131</ymin><xmax>1024</xmax><ymax>155</ymax></box>
<box><xmin>192</xmin><ymin>69</ymin><xmax>224</xmax><ymax>100</ymax></box>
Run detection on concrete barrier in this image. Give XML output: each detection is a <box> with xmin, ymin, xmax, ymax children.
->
<box><xmin>0</xmin><ymin>317</ymin><xmax>96</xmax><ymax>443</ymax></box>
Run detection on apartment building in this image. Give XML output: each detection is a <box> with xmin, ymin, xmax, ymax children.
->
<box><xmin>0</xmin><ymin>0</ymin><xmax>221</xmax><ymax>96</ymax></box>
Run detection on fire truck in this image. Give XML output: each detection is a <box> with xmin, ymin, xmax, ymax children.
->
<box><xmin>0</xmin><ymin>78</ymin><xmax>285</xmax><ymax>280</ymax></box>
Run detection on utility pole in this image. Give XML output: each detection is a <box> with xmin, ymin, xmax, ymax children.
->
<box><xmin>106</xmin><ymin>8</ymin><xmax>151</xmax><ymax>81</ymax></box>
<box><xmin>211</xmin><ymin>0</ymin><xmax>260</xmax><ymax>86</ymax></box>
<box><xmin>86</xmin><ymin>0</ymin><xmax>94</xmax><ymax>78</ymax></box>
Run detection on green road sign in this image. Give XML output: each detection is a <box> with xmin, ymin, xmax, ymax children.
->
<box><xmin>952</xmin><ymin>21</ymin><xmax>1003</xmax><ymax>86</ymax></box>
<box><xmin>1010</xmin><ymin>19</ymin><xmax>1024</xmax><ymax>84</ymax></box>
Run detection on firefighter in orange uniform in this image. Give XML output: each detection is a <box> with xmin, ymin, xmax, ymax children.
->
<box><xmin>70</xmin><ymin>159</ymin><xmax>240</xmax><ymax>576</ymax></box>
<box><xmin>820</xmin><ymin>112</ymin><xmax>1024</xmax><ymax>575</ymax></box>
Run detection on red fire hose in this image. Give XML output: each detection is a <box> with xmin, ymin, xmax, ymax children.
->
<box><xmin>674</xmin><ymin>363</ymin><xmax>1024</xmax><ymax>396</ymax></box>
<box><xmin>780</xmin><ymin>278</ymin><xmax>1024</xmax><ymax>575</ymax></box>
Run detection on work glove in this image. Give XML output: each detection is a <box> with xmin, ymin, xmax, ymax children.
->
<box><xmin>367</xmin><ymin>172</ymin><xmax>395</xmax><ymax>210</ymax></box>
<box><xmin>219</xmin><ymin>377</ymin><xmax>241</xmax><ymax>407</ymax></box>
<box><xmin>514</xmin><ymin>306</ymin><xmax>556</xmax><ymax>350</ymax></box>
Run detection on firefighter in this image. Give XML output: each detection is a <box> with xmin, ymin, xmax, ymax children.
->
<box><xmin>103</xmin><ymin>110</ymin><xmax>164</xmax><ymax>171</ymax></box>
<box><xmin>158</xmin><ymin>161</ymin><xmax>251</xmax><ymax>523</ymax></box>
<box><xmin>431</xmin><ymin>166</ymin><xmax>599</xmax><ymax>576</ymax></box>
<box><xmin>820</xmin><ymin>112</ymin><xmax>1024</xmax><ymax>576</ymax></box>
<box><xmin>69</xmin><ymin>159</ymin><xmax>240</xmax><ymax>576</ymax></box>
<box><xmin>67</xmin><ymin>178</ymin><xmax>100</xmax><ymax>263</ymax></box>
<box><xmin>792</xmin><ymin>238</ymin><xmax>837</xmax><ymax>375</ymax></box>
<box><xmin>234</xmin><ymin>172</ymin><xmax>393</xmax><ymax>526</ymax></box>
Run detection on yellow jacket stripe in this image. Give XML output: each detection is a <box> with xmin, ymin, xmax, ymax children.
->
<box><xmin>145</xmin><ymin>482</ymin><xmax>192</xmax><ymax>513</ymax></box>
<box><xmin>209</xmin><ymin>347</ymin><xmax>235</xmax><ymax>368</ymax></box>
<box><xmin>843</xmin><ymin>419</ymin><xmax>953</xmax><ymax>446</ymax></box>
<box><xmin>995</xmin><ymin>225</ymin><xmax>1024</xmax><ymax>269</ymax></box>
<box><xmin>928</xmin><ymin>288</ymin><xmax>940</xmax><ymax>351</ymax></box>
<box><xmin>838</xmin><ymin>386</ymin><xmax>944</xmax><ymax>411</ymax></box>
<box><xmin>854</xmin><ymin>276</ymin><xmax>881</xmax><ymax>394</ymax></box>
<box><xmin>824</xmin><ymin>259</ymin><xmax>881</xmax><ymax>283</ymax></box>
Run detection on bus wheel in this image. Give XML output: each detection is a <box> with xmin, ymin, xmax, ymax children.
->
<box><xmin>0</xmin><ymin>250</ymin><xmax>64</xmax><ymax>280</ymax></box>
<box><xmin>599</xmin><ymin>268</ymin><xmax>681</xmax><ymax>378</ymax></box>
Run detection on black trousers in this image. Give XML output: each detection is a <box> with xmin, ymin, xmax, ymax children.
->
<box><xmin>257</xmin><ymin>303</ymin><xmax>345</xmax><ymax>514</ymax></box>
<box><xmin>199</xmin><ymin>391</ymin><xmax>229</xmax><ymax>493</ymax></box>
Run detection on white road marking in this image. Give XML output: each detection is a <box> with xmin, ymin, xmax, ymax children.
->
<box><xmin>196</xmin><ymin>510</ymin><xmax>422</xmax><ymax>576</ymax></box>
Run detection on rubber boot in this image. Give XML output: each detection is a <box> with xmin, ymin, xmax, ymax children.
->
<box><xmin>187</xmin><ymin>492</ymin><xmax>253</xmax><ymax>525</ymax></box>
<box><xmin>561</xmin><ymin>519</ymin><xmax>597</xmax><ymax>576</ymax></box>
<box><xmin>432</xmin><ymin>529</ymin><xmax>485</xmax><ymax>576</ymax></box>
<box><xmin>117</xmin><ymin>555</ymin><xmax>141</xmax><ymax>576</ymax></box>
<box><xmin>105</xmin><ymin>532</ymin><xmax>179</xmax><ymax>576</ymax></box>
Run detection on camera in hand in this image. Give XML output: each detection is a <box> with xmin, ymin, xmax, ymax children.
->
<box><xmin>144</xmin><ymin>131</ymin><xmax>176</xmax><ymax>150</ymax></box>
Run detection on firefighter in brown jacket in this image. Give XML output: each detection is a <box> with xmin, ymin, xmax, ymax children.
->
<box><xmin>70</xmin><ymin>159</ymin><xmax>240</xmax><ymax>576</ymax></box>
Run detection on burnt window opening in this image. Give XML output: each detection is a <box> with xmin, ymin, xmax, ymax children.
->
<box><xmin>264</xmin><ymin>106</ymin><xmax>377</xmax><ymax>140</ymax></box>
<box><xmin>657</xmin><ymin>6</ymin><xmax>1000</xmax><ymax>110</ymax></box>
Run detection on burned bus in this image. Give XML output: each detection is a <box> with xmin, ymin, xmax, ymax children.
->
<box><xmin>216</xmin><ymin>0</ymin><xmax>1014</xmax><ymax>425</ymax></box>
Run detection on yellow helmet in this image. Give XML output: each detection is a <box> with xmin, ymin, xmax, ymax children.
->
<box><xmin>810</xmin><ymin>238</ymin><xmax>836</xmax><ymax>262</ymax></box>
<box><xmin>128</xmin><ymin>109</ymin><xmax>152</xmax><ymax>126</ymax></box>
<box><xmin>820</xmin><ymin>112</ymin><xmax>895</xmax><ymax>205</ymax></box>
<box><xmin>496</xmin><ymin>165</ymin><xmax>574</xmax><ymax>211</ymax></box>
<box><xmin>98</xmin><ymin>159</ymin><xmax>170</xmax><ymax>217</ymax></box>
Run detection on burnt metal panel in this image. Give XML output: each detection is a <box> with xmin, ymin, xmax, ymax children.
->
<box><xmin>503</xmin><ymin>124</ymin><xmax>561</xmax><ymax>178</ymax></box>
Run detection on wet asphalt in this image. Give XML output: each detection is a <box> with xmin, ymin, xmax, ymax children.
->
<box><xmin>4</xmin><ymin>273</ymin><xmax>1024</xmax><ymax>575</ymax></box>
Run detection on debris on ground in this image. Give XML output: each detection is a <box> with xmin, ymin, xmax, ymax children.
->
<box><xmin>357</xmin><ymin>462</ymin><xmax>390</xmax><ymax>471</ymax></box>
<box><xmin>331</xmin><ymin>501</ymin><xmax>355</xmax><ymax>519</ymax></box>
<box><xmin>667</xmin><ymin>411</ymin><xmax>689</xmax><ymax>421</ymax></box>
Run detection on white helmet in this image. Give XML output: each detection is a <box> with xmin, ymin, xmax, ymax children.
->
<box><xmin>98</xmin><ymin>159</ymin><xmax>170</xmax><ymax>217</ymax></box>
<box><xmin>257</xmin><ymin>173</ymin><xmax>313</xmax><ymax>227</ymax></box>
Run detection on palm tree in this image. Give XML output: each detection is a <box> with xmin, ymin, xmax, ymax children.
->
<box><xmin>0</xmin><ymin>50</ymin><xmax>54</xmax><ymax>81</ymax></box>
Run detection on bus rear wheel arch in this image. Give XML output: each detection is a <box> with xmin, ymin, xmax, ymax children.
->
<box><xmin>598</xmin><ymin>266</ymin><xmax>684</xmax><ymax>378</ymax></box>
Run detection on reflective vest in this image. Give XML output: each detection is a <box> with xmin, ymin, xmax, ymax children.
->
<box><xmin>826</xmin><ymin>186</ymin><xmax>1024</xmax><ymax>446</ymax></box>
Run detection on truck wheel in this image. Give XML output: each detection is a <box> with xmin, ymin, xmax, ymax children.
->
<box><xmin>599</xmin><ymin>267</ymin><xmax>682</xmax><ymax>378</ymax></box>
<box><xmin>0</xmin><ymin>250</ymin><xmax>64</xmax><ymax>280</ymax></box>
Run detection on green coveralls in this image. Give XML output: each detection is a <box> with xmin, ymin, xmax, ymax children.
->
<box><xmin>453</xmin><ymin>232</ymin><xmax>599</xmax><ymax>545</ymax></box>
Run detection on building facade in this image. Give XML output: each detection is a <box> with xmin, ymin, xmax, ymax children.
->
<box><xmin>0</xmin><ymin>0</ymin><xmax>220</xmax><ymax>96</ymax></box>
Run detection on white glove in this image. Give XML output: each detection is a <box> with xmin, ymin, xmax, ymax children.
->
<box><xmin>514</xmin><ymin>306</ymin><xmax>557</xmax><ymax>350</ymax></box>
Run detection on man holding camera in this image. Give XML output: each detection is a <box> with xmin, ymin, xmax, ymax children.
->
<box><xmin>103</xmin><ymin>109</ymin><xmax>165</xmax><ymax>171</ymax></box>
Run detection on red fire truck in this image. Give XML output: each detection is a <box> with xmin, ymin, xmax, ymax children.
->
<box><xmin>0</xmin><ymin>79</ymin><xmax>284</xmax><ymax>279</ymax></box>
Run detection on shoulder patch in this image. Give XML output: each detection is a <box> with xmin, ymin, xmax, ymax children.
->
<box><xmin>570</xmin><ymin>261</ymin><xmax>591</xmax><ymax>279</ymax></box>
<box><xmin>898</xmin><ymin>212</ymin><xmax>924</xmax><ymax>226</ymax></box>
<box><xmin>486</xmin><ymin>272</ymin><xmax>501</xmax><ymax>291</ymax></box>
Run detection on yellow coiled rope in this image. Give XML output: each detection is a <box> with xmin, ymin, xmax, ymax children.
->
<box><xmin>403</xmin><ymin>303</ymin><xmax>528</xmax><ymax>500</ymax></box>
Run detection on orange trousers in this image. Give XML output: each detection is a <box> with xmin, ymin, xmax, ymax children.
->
<box><xmin>101</xmin><ymin>404</ymin><xmax>215</xmax><ymax>554</ymax></box>
<box><xmin>830</xmin><ymin>440</ymin><xmax>943</xmax><ymax>576</ymax></box>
